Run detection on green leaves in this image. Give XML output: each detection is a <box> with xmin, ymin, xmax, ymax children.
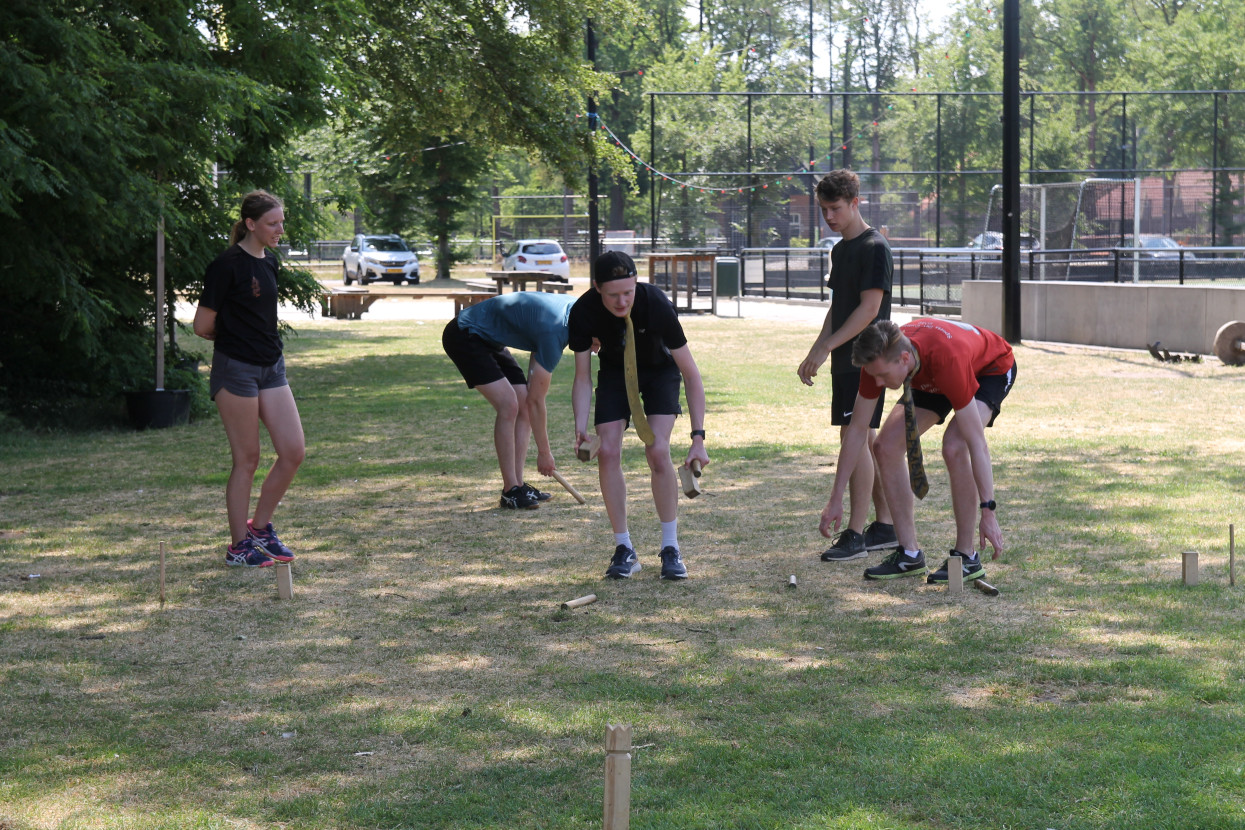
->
<box><xmin>0</xmin><ymin>0</ymin><xmax>353</xmax><ymax>419</ymax></box>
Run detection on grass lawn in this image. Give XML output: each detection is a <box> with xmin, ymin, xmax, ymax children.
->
<box><xmin>2</xmin><ymin>313</ymin><xmax>1245</xmax><ymax>829</ymax></box>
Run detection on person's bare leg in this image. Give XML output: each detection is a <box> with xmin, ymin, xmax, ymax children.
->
<box><xmin>871</xmin><ymin>407</ymin><xmax>942</xmax><ymax>552</ymax></box>
<box><xmin>512</xmin><ymin>383</ymin><xmax>531</xmax><ymax>484</ymax></box>
<box><xmin>475</xmin><ymin>378</ymin><xmax>521</xmax><ymax>491</ymax></box>
<box><xmin>645</xmin><ymin>414</ymin><xmax>679</xmax><ymax>523</ymax></box>
<box><xmin>866</xmin><ymin>429</ymin><xmax>893</xmax><ymax>524</ymax></box>
<box><xmin>596</xmin><ymin>420</ymin><xmax>628</xmax><ymax>534</ymax></box>
<box><xmin>214</xmin><ymin>390</ymin><xmax>261</xmax><ymax>544</ymax></box>
<box><xmin>251</xmin><ymin>385</ymin><xmax>305</xmax><ymax>529</ymax></box>
<box><xmin>942</xmin><ymin>400</ymin><xmax>995</xmax><ymax>554</ymax></box>
<box><xmin>842</xmin><ymin>423</ymin><xmax>872</xmax><ymax>534</ymax></box>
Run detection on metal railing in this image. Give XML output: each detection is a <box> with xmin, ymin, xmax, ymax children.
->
<box><xmin>659</xmin><ymin>245</ymin><xmax>1245</xmax><ymax>314</ymax></box>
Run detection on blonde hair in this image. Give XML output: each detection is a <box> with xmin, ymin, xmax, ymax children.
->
<box><xmin>229</xmin><ymin>190</ymin><xmax>283</xmax><ymax>246</ymax></box>
<box><xmin>852</xmin><ymin>320</ymin><xmax>910</xmax><ymax>367</ymax></box>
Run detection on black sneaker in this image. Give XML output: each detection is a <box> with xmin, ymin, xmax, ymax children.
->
<box><xmin>820</xmin><ymin>528</ymin><xmax>867</xmax><ymax>561</ymax></box>
<box><xmin>605</xmin><ymin>545</ymin><xmax>640</xmax><ymax>579</ymax></box>
<box><xmin>862</xmin><ymin>521</ymin><xmax>898</xmax><ymax>551</ymax></box>
<box><xmin>521</xmin><ymin>482</ymin><xmax>552</xmax><ymax>502</ymax></box>
<box><xmin>927</xmin><ymin>550</ymin><xmax>985</xmax><ymax>584</ymax></box>
<box><xmin>659</xmin><ymin>546</ymin><xmax>689</xmax><ymax>580</ymax></box>
<box><xmin>864</xmin><ymin>548</ymin><xmax>927</xmax><ymax>580</ymax></box>
<box><xmin>500</xmin><ymin>485</ymin><xmax>539</xmax><ymax>510</ymax></box>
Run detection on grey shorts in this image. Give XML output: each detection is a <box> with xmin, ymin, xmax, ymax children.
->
<box><xmin>210</xmin><ymin>353</ymin><xmax>288</xmax><ymax>400</ymax></box>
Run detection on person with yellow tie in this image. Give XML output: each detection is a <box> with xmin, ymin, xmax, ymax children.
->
<box><xmin>819</xmin><ymin>318</ymin><xmax>1016</xmax><ymax>582</ymax></box>
<box><xmin>568</xmin><ymin>251</ymin><xmax>710</xmax><ymax>580</ymax></box>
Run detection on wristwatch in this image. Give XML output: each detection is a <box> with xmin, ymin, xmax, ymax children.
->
<box><xmin>980</xmin><ymin>500</ymin><xmax>996</xmax><ymax>510</ymax></box>
<box><xmin>690</xmin><ymin>429</ymin><xmax>706</xmax><ymax>439</ymax></box>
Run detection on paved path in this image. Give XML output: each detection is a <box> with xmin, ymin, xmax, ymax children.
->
<box><xmin>177</xmin><ymin>293</ymin><xmax>915</xmax><ymax>328</ymax></box>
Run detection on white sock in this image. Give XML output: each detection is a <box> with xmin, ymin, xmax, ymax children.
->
<box><xmin>661</xmin><ymin>520</ymin><xmax>678</xmax><ymax>551</ymax></box>
<box><xmin>904</xmin><ymin>548</ymin><xmax>922</xmax><ymax>559</ymax></box>
<box><xmin>614</xmin><ymin>531</ymin><xmax>633</xmax><ymax>550</ymax></box>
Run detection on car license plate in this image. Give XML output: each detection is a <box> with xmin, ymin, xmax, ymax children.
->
<box><xmin>386</xmin><ymin>268</ymin><xmax>403</xmax><ymax>273</ymax></box>
<box><xmin>536</xmin><ymin>259</ymin><xmax>552</xmax><ymax>265</ymax></box>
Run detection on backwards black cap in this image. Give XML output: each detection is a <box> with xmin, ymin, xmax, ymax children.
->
<box><xmin>593</xmin><ymin>250</ymin><xmax>637</xmax><ymax>284</ymax></box>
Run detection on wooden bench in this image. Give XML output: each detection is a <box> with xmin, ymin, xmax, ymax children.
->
<box><xmin>464</xmin><ymin>280</ymin><xmax>501</xmax><ymax>293</ymax></box>
<box><xmin>320</xmin><ymin>288</ymin><xmax>494</xmax><ymax>320</ymax></box>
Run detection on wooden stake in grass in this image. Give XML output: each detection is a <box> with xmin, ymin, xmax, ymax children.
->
<box><xmin>1231</xmin><ymin>524</ymin><xmax>1236</xmax><ymax>587</ymax></box>
<box><xmin>603</xmin><ymin>724</ymin><xmax>631</xmax><ymax>830</ymax></box>
<box><xmin>560</xmin><ymin>593</ymin><xmax>597</xmax><ymax>610</ymax></box>
<box><xmin>1182</xmin><ymin>550</ymin><xmax>1199</xmax><ymax>586</ymax></box>
<box><xmin>159</xmin><ymin>540</ymin><xmax>166</xmax><ymax>608</ymax></box>
<box><xmin>947</xmin><ymin>555</ymin><xmax>963</xmax><ymax>595</ymax></box>
<box><xmin>276</xmin><ymin>563</ymin><xmax>294</xmax><ymax>600</ymax></box>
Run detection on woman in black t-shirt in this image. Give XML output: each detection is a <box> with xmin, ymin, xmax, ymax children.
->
<box><xmin>194</xmin><ymin>190</ymin><xmax>305</xmax><ymax>568</ymax></box>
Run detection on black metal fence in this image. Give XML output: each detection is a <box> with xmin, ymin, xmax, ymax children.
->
<box><xmin>641</xmin><ymin>89</ymin><xmax>1245</xmax><ymax>252</ymax></box>
<box><xmin>646</xmin><ymin>245</ymin><xmax>1245</xmax><ymax>314</ymax></box>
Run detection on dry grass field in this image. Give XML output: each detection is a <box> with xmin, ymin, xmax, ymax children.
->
<box><xmin>2</xmin><ymin>312</ymin><xmax>1244</xmax><ymax>829</ymax></box>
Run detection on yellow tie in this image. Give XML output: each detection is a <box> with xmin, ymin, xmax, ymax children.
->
<box><xmin>624</xmin><ymin>313</ymin><xmax>655</xmax><ymax>446</ymax></box>
<box><xmin>901</xmin><ymin>379</ymin><xmax>929</xmax><ymax>499</ymax></box>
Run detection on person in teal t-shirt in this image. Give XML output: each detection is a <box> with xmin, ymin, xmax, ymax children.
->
<box><xmin>442</xmin><ymin>292</ymin><xmax>576</xmax><ymax>510</ymax></box>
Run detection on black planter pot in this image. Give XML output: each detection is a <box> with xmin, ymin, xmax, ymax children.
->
<box><xmin>126</xmin><ymin>389</ymin><xmax>190</xmax><ymax>430</ymax></box>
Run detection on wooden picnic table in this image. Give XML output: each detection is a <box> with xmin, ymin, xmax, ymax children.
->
<box><xmin>484</xmin><ymin>270</ymin><xmax>569</xmax><ymax>294</ymax></box>
<box><xmin>647</xmin><ymin>252</ymin><xmax>716</xmax><ymax>312</ymax></box>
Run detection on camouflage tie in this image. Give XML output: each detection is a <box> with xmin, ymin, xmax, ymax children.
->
<box><xmin>901</xmin><ymin>379</ymin><xmax>929</xmax><ymax>499</ymax></box>
<box><xmin>624</xmin><ymin>313</ymin><xmax>655</xmax><ymax>446</ymax></box>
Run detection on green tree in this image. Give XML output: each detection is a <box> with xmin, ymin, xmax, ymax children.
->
<box><xmin>0</xmin><ymin>0</ymin><xmax>355</xmax><ymax>423</ymax></box>
<box><xmin>1129</xmin><ymin>0</ymin><xmax>1245</xmax><ymax>243</ymax></box>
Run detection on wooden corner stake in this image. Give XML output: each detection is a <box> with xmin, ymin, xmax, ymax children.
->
<box><xmin>1182</xmin><ymin>550</ymin><xmax>1199</xmax><ymax>586</ymax></box>
<box><xmin>603</xmin><ymin>724</ymin><xmax>632</xmax><ymax>830</ymax></box>
<box><xmin>947</xmin><ymin>555</ymin><xmax>963</xmax><ymax>595</ymax></box>
<box><xmin>276</xmin><ymin>563</ymin><xmax>294</xmax><ymax>599</ymax></box>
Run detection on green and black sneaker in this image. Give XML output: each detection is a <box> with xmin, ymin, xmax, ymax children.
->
<box><xmin>864</xmin><ymin>548</ymin><xmax>927</xmax><ymax>580</ymax></box>
<box><xmin>927</xmin><ymin>550</ymin><xmax>984</xmax><ymax>584</ymax></box>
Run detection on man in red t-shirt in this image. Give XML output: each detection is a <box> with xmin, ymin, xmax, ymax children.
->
<box><xmin>820</xmin><ymin>318</ymin><xmax>1017</xmax><ymax>583</ymax></box>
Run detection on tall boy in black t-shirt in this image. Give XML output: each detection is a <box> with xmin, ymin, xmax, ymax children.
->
<box><xmin>568</xmin><ymin>252</ymin><xmax>710</xmax><ymax>581</ymax></box>
<box><xmin>797</xmin><ymin>170</ymin><xmax>896</xmax><ymax>563</ymax></box>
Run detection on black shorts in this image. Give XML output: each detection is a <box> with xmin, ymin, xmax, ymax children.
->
<box><xmin>442</xmin><ymin>319</ymin><xmax>527</xmax><ymax>389</ymax></box>
<box><xmin>210</xmin><ymin>353</ymin><xmax>288</xmax><ymax>400</ymax></box>
<box><xmin>832</xmin><ymin>370</ymin><xmax>885</xmax><ymax>428</ymax></box>
<box><xmin>912</xmin><ymin>362</ymin><xmax>1017</xmax><ymax>427</ymax></box>
<box><xmin>594</xmin><ymin>362</ymin><xmax>682</xmax><ymax>426</ymax></box>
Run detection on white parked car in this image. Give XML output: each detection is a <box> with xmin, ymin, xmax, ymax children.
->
<box><xmin>501</xmin><ymin>239</ymin><xmax>570</xmax><ymax>280</ymax></box>
<box><xmin>342</xmin><ymin>234</ymin><xmax>420</xmax><ymax>285</ymax></box>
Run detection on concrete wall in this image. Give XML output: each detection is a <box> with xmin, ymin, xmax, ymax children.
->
<box><xmin>961</xmin><ymin>281</ymin><xmax>1245</xmax><ymax>353</ymax></box>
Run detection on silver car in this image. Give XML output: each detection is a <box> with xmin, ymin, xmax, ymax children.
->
<box><xmin>342</xmin><ymin>234</ymin><xmax>421</xmax><ymax>285</ymax></box>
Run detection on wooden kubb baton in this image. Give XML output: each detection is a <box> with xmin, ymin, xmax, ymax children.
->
<box><xmin>549</xmin><ymin>469</ymin><xmax>587</xmax><ymax>504</ymax></box>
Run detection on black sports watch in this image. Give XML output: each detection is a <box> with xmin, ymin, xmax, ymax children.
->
<box><xmin>690</xmin><ymin>429</ymin><xmax>706</xmax><ymax>439</ymax></box>
<box><xmin>980</xmin><ymin>500</ymin><xmax>996</xmax><ymax>511</ymax></box>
